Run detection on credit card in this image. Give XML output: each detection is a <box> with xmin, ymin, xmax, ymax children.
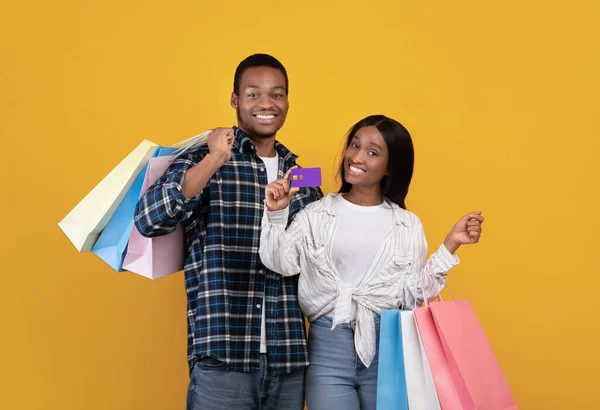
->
<box><xmin>290</xmin><ymin>167</ymin><xmax>322</xmax><ymax>188</ymax></box>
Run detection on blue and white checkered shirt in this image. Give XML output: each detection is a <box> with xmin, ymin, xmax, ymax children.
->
<box><xmin>134</xmin><ymin>127</ymin><xmax>322</xmax><ymax>374</ymax></box>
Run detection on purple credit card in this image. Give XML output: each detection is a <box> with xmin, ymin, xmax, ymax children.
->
<box><xmin>290</xmin><ymin>167</ymin><xmax>322</xmax><ymax>188</ymax></box>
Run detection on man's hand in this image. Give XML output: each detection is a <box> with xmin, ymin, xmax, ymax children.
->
<box><xmin>207</xmin><ymin>127</ymin><xmax>235</xmax><ymax>164</ymax></box>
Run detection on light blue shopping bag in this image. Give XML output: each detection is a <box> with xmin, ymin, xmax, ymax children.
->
<box><xmin>376</xmin><ymin>310</ymin><xmax>409</xmax><ymax>410</ymax></box>
<box><xmin>91</xmin><ymin>146</ymin><xmax>176</xmax><ymax>271</ymax></box>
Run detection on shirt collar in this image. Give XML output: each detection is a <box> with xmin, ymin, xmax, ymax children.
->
<box><xmin>232</xmin><ymin>126</ymin><xmax>298</xmax><ymax>164</ymax></box>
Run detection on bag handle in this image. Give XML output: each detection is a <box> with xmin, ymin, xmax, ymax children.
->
<box><xmin>170</xmin><ymin>130</ymin><xmax>212</xmax><ymax>160</ymax></box>
<box><xmin>421</xmin><ymin>260</ymin><xmax>458</xmax><ymax>308</ymax></box>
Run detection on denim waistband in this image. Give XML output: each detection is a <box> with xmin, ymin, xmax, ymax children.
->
<box><xmin>311</xmin><ymin>312</ymin><xmax>381</xmax><ymax>331</ymax></box>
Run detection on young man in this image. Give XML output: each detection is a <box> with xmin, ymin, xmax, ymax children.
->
<box><xmin>134</xmin><ymin>54</ymin><xmax>322</xmax><ymax>409</ymax></box>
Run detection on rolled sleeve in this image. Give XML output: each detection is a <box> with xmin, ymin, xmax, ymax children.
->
<box><xmin>134</xmin><ymin>149</ymin><xmax>208</xmax><ymax>237</ymax></box>
<box><xmin>431</xmin><ymin>243</ymin><xmax>460</xmax><ymax>273</ymax></box>
<box><xmin>265</xmin><ymin>205</ymin><xmax>290</xmax><ymax>225</ymax></box>
<box><xmin>164</xmin><ymin>168</ymin><xmax>204</xmax><ymax>217</ymax></box>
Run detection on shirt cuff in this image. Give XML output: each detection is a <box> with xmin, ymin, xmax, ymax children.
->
<box><xmin>265</xmin><ymin>205</ymin><xmax>290</xmax><ymax>225</ymax></box>
<box><xmin>166</xmin><ymin>173</ymin><xmax>203</xmax><ymax>214</ymax></box>
<box><xmin>435</xmin><ymin>243</ymin><xmax>460</xmax><ymax>272</ymax></box>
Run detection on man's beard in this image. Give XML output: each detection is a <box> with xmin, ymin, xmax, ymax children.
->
<box><xmin>237</xmin><ymin>108</ymin><xmax>277</xmax><ymax>139</ymax></box>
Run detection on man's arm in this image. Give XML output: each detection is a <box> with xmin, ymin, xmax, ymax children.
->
<box><xmin>134</xmin><ymin>127</ymin><xmax>234</xmax><ymax>237</ymax></box>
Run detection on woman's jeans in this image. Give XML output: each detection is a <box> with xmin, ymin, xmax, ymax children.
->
<box><xmin>305</xmin><ymin>314</ymin><xmax>380</xmax><ymax>410</ymax></box>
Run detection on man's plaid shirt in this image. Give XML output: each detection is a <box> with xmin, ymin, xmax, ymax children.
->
<box><xmin>134</xmin><ymin>127</ymin><xmax>322</xmax><ymax>374</ymax></box>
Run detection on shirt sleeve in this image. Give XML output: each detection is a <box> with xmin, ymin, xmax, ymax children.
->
<box><xmin>134</xmin><ymin>149</ymin><xmax>208</xmax><ymax>237</ymax></box>
<box><xmin>259</xmin><ymin>205</ymin><xmax>308</xmax><ymax>277</ymax></box>
<box><xmin>400</xmin><ymin>218</ymin><xmax>460</xmax><ymax>309</ymax></box>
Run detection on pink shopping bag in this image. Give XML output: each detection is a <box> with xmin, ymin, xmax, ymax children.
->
<box><xmin>122</xmin><ymin>155</ymin><xmax>185</xmax><ymax>279</ymax></box>
<box><xmin>413</xmin><ymin>305</ymin><xmax>464</xmax><ymax>410</ymax></box>
<box><xmin>428</xmin><ymin>299</ymin><xmax>518</xmax><ymax>410</ymax></box>
<box><xmin>413</xmin><ymin>271</ymin><xmax>518</xmax><ymax>410</ymax></box>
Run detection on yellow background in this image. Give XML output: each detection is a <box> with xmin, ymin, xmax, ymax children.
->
<box><xmin>2</xmin><ymin>0</ymin><xmax>599</xmax><ymax>409</ymax></box>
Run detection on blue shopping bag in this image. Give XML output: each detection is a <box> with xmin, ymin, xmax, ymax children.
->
<box><xmin>376</xmin><ymin>310</ymin><xmax>409</xmax><ymax>410</ymax></box>
<box><xmin>91</xmin><ymin>146</ymin><xmax>176</xmax><ymax>271</ymax></box>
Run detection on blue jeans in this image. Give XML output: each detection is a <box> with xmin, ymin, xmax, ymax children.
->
<box><xmin>305</xmin><ymin>315</ymin><xmax>380</xmax><ymax>410</ymax></box>
<box><xmin>186</xmin><ymin>354</ymin><xmax>305</xmax><ymax>410</ymax></box>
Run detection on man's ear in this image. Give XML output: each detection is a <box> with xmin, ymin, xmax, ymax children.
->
<box><xmin>230</xmin><ymin>92</ymin><xmax>238</xmax><ymax>109</ymax></box>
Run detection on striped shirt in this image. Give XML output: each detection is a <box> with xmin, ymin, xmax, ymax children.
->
<box><xmin>134</xmin><ymin>127</ymin><xmax>322</xmax><ymax>374</ymax></box>
<box><xmin>259</xmin><ymin>193</ymin><xmax>459</xmax><ymax>368</ymax></box>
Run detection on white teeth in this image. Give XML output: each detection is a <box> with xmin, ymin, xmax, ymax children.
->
<box><xmin>256</xmin><ymin>114</ymin><xmax>275</xmax><ymax>119</ymax></box>
<box><xmin>349</xmin><ymin>165</ymin><xmax>365</xmax><ymax>173</ymax></box>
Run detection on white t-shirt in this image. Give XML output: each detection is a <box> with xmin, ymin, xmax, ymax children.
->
<box><xmin>330</xmin><ymin>193</ymin><xmax>393</xmax><ymax>318</ymax></box>
<box><xmin>259</xmin><ymin>153</ymin><xmax>279</xmax><ymax>353</ymax></box>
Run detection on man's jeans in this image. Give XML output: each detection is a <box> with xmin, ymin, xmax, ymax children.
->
<box><xmin>186</xmin><ymin>354</ymin><xmax>305</xmax><ymax>410</ymax></box>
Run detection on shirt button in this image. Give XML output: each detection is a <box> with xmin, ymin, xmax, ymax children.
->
<box><xmin>260</xmin><ymin>167</ymin><xmax>265</xmax><ymax>172</ymax></box>
<box><xmin>256</xmin><ymin>304</ymin><xmax>261</xmax><ymax>309</ymax></box>
<box><xmin>258</xmin><ymin>269</ymin><xmax>264</xmax><ymax>274</ymax></box>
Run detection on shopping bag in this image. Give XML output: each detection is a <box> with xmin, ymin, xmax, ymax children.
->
<box><xmin>400</xmin><ymin>310</ymin><xmax>441</xmax><ymax>410</ymax></box>
<box><xmin>414</xmin><ymin>302</ymin><xmax>463</xmax><ymax>410</ymax></box>
<box><xmin>429</xmin><ymin>299</ymin><xmax>519</xmax><ymax>410</ymax></box>
<box><xmin>58</xmin><ymin>140</ymin><xmax>158</xmax><ymax>252</ymax></box>
<box><xmin>414</xmin><ymin>266</ymin><xmax>518</xmax><ymax>410</ymax></box>
<box><xmin>376</xmin><ymin>310</ymin><xmax>408</xmax><ymax>410</ymax></box>
<box><xmin>122</xmin><ymin>149</ymin><xmax>185</xmax><ymax>279</ymax></box>
<box><xmin>91</xmin><ymin>147</ymin><xmax>174</xmax><ymax>271</ymax></box>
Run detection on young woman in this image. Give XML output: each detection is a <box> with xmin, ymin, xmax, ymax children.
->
<box><xmin>259</xmin><ymin>114</ymin><xmax>484</xmax><ymax>410</ymax></box>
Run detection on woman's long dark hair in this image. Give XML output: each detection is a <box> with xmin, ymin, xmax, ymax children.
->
<box><xmin>338</xmin><ymin>115</ymin><xmax>414</xmax><ymax>209</ymax></box>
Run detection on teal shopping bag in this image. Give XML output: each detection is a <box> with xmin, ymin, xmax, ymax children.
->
<box><xmin>376</xmin><ymin>310</ymin><xmax>409</xmax><ymax>410</ymax></box>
